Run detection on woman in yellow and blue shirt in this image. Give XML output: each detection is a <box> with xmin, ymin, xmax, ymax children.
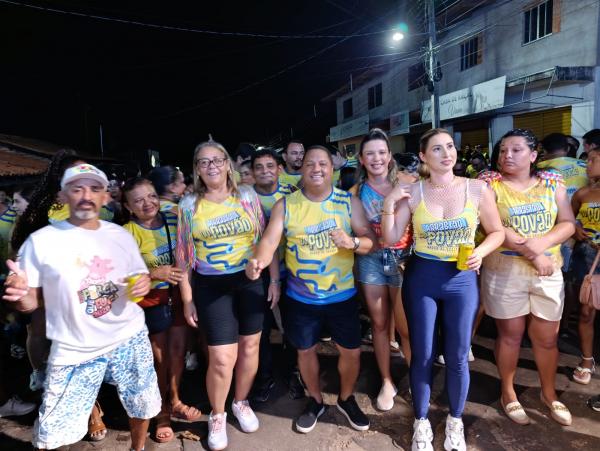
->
<box><xmin>570</xmin><ymin>146</ymin><xmax>600</xmax><ymax>386</ymax></box>
<box><xmin>382</xmin><ymin>129</ymin><xmax>504</xmax><ymax>451</ymax></box>
<box><xmin>480</xmin><ymin>129</ymin><xmax>575</xmax><ymax>427</ymax></box>
<box><xmin>176</xmin><ymin>141</ymin><xmax>278</xmax><ymax>450</ymax></box>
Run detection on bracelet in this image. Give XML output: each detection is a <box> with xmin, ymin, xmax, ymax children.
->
<box><xmin>352</xmin><ymin>237</ymin><xmax>360</xmax><ymax>251</ymax></box>
<box><xmin>270</xmin><ymin>279</ymin><xmax>281</xmax><ymax>285</ymax></box>
<box><xmin>381</xmin><ymin>211</ymin><xmax>395</xmax><ymax>215</ymax></box>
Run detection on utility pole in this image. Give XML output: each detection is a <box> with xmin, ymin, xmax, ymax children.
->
<box><xmin>427</xmin><ymin>0</ymin><xmax>441</xmax><ymax>128</ymax></box>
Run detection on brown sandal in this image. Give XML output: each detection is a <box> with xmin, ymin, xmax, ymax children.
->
<box><xmin>170</xmin><ymin>401</ymin><xmax>202</xmax><ymax>423</ymax></box>
<box><xmin>155</xmin><ymin>413</ymin><xmax>174</xmax><ymax>443</ymax></box>
<box><xmin>88</xmin><ymin>401</ymin><xmax>107</xmax><ymax>441</ymax></box>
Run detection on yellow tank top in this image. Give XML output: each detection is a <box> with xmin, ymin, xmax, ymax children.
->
<box><xmin>192</xmin><ymin>196</ymin><xmax>255</xmax><ymax>275</ymax></box>
<box><xmin>48</xmin><ymin>203</ymin><xmax>114</xmax><ymax>223</ymax></box>
<box><xmin>123</xmin><ymin>211</ymin><xmax>178</xmax><ymax>289</ymax></box>
<box><xmin>284</xmin><ymin>188</ymin><xmax>356</xmax><ymax>304</ymax></box>
<box><xmin>537</xmin><ymin>157</ymin><xmax>587</xmax><ymax>199</ymax></box>
<box><xmin>256</xmin><ymin>183</ymin><xmax>295</xmax><ymax>219</ymax></box>
<box><xmin>279</xmin><ymin>169</ymin><xmax>302</xmax><ymax>188</ymax></box>
<box><xmin>491</xmin><ymin>177</ymin><xmax>561</xmax><ymax>260</ymax></box>
<box><xmin>577</xmin><ymin>201</ymin><xmax>600</xmax><ymax>245</ymax></box>
<box><xmin>0</xmin><ymin>207</ymin><xmax>17</xmax><ymax>270</ymax></box>
<box><xmin>412</xmin><ymin>180</ymin><xmax>478</xmax><ymax>261</ymax></box>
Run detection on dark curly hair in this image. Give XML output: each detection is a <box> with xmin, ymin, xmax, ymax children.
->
<box><xmin>499</xmin><ymin>128</ymin><xmax>538</xmax><ymax>175</ymax></box>
<box><xmin>11</xmin><ymin>149</ymin><xmax>82</xmax><ymax>251</ymax></box>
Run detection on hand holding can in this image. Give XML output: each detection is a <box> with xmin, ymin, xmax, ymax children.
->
<box><xmin>456</xmin><ymin>244</ymin><xmax>474</xmax><ymax>271</ymax></box>
<box><xmin>127</xmin><ymin>274</ymin><xmax>144</xmax><ymax>303</ymax></box>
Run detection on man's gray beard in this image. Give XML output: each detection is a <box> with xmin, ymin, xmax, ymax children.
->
<box><xmin>72</xmin><ymin>209</ymin><xmax>99</xmax><ymax>220</ymax></box>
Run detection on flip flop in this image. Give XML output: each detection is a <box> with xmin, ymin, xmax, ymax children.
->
<box><xmin>171</xmin><ymin>401</ymin><xmax>202</xmax><ymax>423</ymax></box>
<box><xmin>573</xmin><ymin>356</ymin><xmax>595</xmax><ymax>385</ymax></box>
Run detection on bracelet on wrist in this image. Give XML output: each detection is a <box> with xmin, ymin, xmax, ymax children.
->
<box><xmin>270</xmin><ymin>279</ymin><xmax>281</xmax><ymax>285</ymax></box>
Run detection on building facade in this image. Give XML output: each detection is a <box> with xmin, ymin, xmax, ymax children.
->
<box><xmin>329</xmin><ymin>0</ymin><xmax>600</xmax><ymax>157</ymax></box>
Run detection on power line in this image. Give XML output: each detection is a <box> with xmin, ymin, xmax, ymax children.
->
<box><xmin>0</xmin><ymin>0</ymin><xmax>394</xmax><ymax>39</ymax></box>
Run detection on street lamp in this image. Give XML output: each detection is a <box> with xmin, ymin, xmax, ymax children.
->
<box><xmin>392</xmin><ymin>31</ymin><xmax>404</xmax><ymax>42</ymax></box>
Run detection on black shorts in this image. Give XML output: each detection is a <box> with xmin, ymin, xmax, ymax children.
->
<box><xmin>283</xmin><ymin>296</ymin><xmax>361</xmax><ymax>350</ymax></box>
<box><xmin>192</xmin><ymin>270</ymin><xmax>266</xmax><ymax>346</ymax></box>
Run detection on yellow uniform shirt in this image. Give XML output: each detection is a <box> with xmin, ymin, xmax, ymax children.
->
<box><xmin>48</xmin><ymin>203</ymin><xmax>114</xmax><ymax>223</ymax></box>
<box><xmin>537</xmin><ymin>157</ymin><xmax>587</xmax><ymax>199</ymax></box>
<box><xmin>0</xmin><ymin>207</ymin><xmax>17</xmax><ymax>277</ymax></box>
<box><xmin>192</xmin><ymin>196</ymin><xmax>256</xmax><ymax>275</ymax></box>
<box><xmin>283</xmin><ymin>188</ymin><xmax>356</xmax><ymax>304</ymax></box>
<box><xmin>123</xmin><ymin>211</ymin><xmax>178</xmax><ymax>289</ymax></box>
<box><xmin>279</xmin><ymin>169</ymin><xmax>302</xmax><ymax>188</ymax></box>
<box><xmin>577</xmin><ymin>201</ymin><xmax>600</xmax><ymax>245</ymax></box>
<box><xmin>412</xmin><ymin>181</ymin><xmax>478</xmax><ymax>261</ymax></box>
<box><xmin>491</xmin><ymin>176</ymin><xmax>561</xmax><ymax>261</ymax></box>
<box><xmin>160</xmin><ymin>199</ymin><xmax>178</xmax><ymax>214</ymax></box>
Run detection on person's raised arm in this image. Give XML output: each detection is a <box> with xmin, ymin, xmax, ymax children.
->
<box><xmin>381</xmin><ymin>184</ymin><xmax>412</xmax><ymax>247</ymax></box>
<box><xmin>246</xmin><ymin>199</ymin><xmax>285</xmax><ymax>280</ymax></box>
<box><xmin>3</xmin><ymin>259</ymin><xmax>42</xmax><ymax>313</ymax></box>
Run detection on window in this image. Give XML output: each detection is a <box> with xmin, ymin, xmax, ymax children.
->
<box><xmin>343</xmin><ymin>98</ymin><xmax>353</xmax><ymax>119</ymax></box>
<box><xmin>368</xmin><ymin>83</ymin><xmax>383</xmax><ymax>109</ymax></box>
<box><xmin>408</xmin><ymin>62</ymin><xmax>426</xmax><ymax>91</ymax></box>
<box><xmin>524</xmin><ymin>0</ymin><xmax>553</xmax><ymax>44</ymax></box>
<box><xmin>460</xmin><ymin>35</ymin><xmax>482</xmax><ymax>71</ymax></box>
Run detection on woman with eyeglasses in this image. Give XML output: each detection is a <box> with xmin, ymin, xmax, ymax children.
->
<box><xmin>176</xmin><ymin>141</ymin><xmax>279</xmax><ymax>451</ymax></box>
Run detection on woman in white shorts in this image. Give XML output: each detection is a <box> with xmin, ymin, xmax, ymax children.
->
<box><xmin>479</xmin><ymin>129</ymin><xmax>575</xmax><ymax>426</ymax></box>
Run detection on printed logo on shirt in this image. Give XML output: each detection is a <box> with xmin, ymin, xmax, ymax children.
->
<box><xmin>199</xmin><ymin>211</ymin><xmax>252</xmax><ymax>239</ymax></box>
<box><xmin>421</xmin><ymin>218</ymin><xmax>472</xmax><ymax>247</ymax></box>
<box><xmin>504</xmin><ymin>202</ymin><xmax>553</xmax><ymax>234</ymax></box>
<box><xmin>581</xmin><ymin>203</ymin><xmax>600</xmax><ymax>223</ymax></box>
<box><xmin>300</xmin><ymin>219</ymin><xmax>338</xmax><ymax>252</ymax></box>
<box><xmin>77</xmin><ymin>255</ymin><xmax>119</xmax><ymax>318</ymax></box>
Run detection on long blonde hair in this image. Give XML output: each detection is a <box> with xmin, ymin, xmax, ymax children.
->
<box><xmin>192</xmin><ymin>141</ymin><xmax>238</xmax><ymax>200</ymax></box>
<box><xmin>356</xmin><ymin>128</ymin><xmax>398</xmax><ymax>192</ymax></box>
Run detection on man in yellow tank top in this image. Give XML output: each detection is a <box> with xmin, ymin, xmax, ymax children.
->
<box><xmin>279</xmin><ymin>140</ymin><xmax>304</xmax><ymax>188</ymax></box>
<box><xmin>246</xmin><ymin>145</ymin><xmax>377</xmax><ymax>434</ymax></box>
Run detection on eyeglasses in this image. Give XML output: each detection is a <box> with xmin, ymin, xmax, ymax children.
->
<box><xmin>195</xmin><ymin>157</ymin><xmax>227</xmax><ymax>168</ymax></box>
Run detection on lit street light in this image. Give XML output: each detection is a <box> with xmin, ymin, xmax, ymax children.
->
<box><xmin>392</xmin><ymin>31</ymin><xmax>404</xmax><ymax>41</ymax></box>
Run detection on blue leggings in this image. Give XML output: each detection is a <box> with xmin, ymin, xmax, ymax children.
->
<box><xmin>402</xmin><ymin>256</ymin><xmax>479</xmax><ymax>418</ymax></box>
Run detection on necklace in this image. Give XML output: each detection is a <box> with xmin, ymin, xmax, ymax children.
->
<box><xmin>428</xmin><ymin>176</ymin><xmax>455</xmax><ymax>189</ymax></box>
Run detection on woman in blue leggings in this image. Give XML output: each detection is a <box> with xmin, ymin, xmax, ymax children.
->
<box><xmin>382</xmin><ymin>128</ymin><xmax>504</xmax><ymax>451</ymax></box>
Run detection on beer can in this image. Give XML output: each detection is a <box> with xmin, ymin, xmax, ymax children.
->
<box><xmin>456</xmin><ymin>244</ymin><xmax>474</xmax><ymax>271</ymax></box>
<box><xmin>127</xmin><ymin>274</ymin><xmax>144</xmax><ymax>303</ymax></box>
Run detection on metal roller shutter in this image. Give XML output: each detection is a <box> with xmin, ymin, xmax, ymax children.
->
<box><xmin>513</xmin><ymin>106</ymin><xmax>571</xmax><ymax>139</ymax></box>
<box><xmin>461</xmin><ymin>129</ymin><xmax>489</xmax><ymax>150</ymax></box>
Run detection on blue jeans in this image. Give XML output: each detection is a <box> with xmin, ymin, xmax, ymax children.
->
<box><xmin>402</xmin><ymin>256</ymin><xmax>478</xmax><ymax>418</ymax></box>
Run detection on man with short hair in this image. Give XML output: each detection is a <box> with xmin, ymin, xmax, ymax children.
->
<box><xmin>246</xmin><ymin>145</ymin><xmax>377</xmax><ymax>433</ymax></box>
<box><xmin>3</xmin><ymin>163</ymin><xmax>159</xmax><ymax>451</ymax></box>
<box><xmin>279</xmin><ymin>140</ymin><xmax>305</xmax><ymax>187</ymax></box>
<box><xmin>250</xmin><ymin>148</ymin><xmax>299</xmax><ymax>401</ymax></box>
<box><xmin>538</xmin><ymin>133</ymin><xmax>587</xmax><ymax>199</ymax></box>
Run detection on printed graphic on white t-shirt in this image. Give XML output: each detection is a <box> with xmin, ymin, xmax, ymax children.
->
<box><xmin>78</xmin><ymin>256</ymin><xmax>120</xmax><ymax>318</ymax></box>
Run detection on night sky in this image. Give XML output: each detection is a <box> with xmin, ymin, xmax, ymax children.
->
<box><xmin>1</xmin><ymin>0</ymin><xmax>426</xmax><ymax>165</ymax></box>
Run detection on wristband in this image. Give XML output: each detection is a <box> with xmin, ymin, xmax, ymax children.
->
<box><xmin>270</xmin><ymin>279</ymin><xmax>281</xmax><ymax>285</ymax></box>
<box><xmin>352</xmin><ymin>237</ymin><xmax>360</xmax><ymax>251</ymax></box>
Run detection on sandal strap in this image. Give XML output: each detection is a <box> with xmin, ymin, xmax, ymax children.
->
<box><xmin>550</xmin><ymin>401</ymin><xmax>570</xmax><ymax>412</ymax></box>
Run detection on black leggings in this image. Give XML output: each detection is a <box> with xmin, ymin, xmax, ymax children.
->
<box><xmin>192</xmin><ymin>270</ymin><xmax>266</xmax><ymax>346</ymax></box>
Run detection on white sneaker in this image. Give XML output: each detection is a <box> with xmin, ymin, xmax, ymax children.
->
<box><xmin>468</xmin><ymin>347</ymin><xmax>475</xmax><ymax>362</ymax></box>
<box><xmin>376</xmin><ymin>383</ymin><xmax>398</xmax><ymax>411</ymax></box>
<box><xmin>0</xmin><ymin>396</ymin><xmax>36</xmax><ymax>417</ymax></box>
<box><xmin>437</xmin><ymin>354</ymin><xmax>446</xmax><ymax>365</ymax></box>
<box><xmin>444</xmin><ymin>414</ymin><xmax>466</xmax><ymax>451</ymax></box>
<box><xmin>29</xmin><ymin>369</ymin><xmax>45</xmax><ymax>392</ymax></box>
<box><xmin>231</xmin><ymin>399</ymin><xmax>259</xmax><ymax>433</ymax></box>
<box><xmin>208</xmin><ymin>412</ymin><xmax>228</xmax><ymax>450</ymax></box>
<box><xmin>412</xmin><ymin>418</ymin><xmax>434</xmax><ymax>451</ymax></box>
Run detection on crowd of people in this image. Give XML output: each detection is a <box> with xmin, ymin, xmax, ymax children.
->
<box><xmin>0</xmin><ymin>125</ymin><xmax>599</xmax><ymax>451</ymax></box>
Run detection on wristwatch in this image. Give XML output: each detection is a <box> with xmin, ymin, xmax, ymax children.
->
<box><xmin>352</xmin><ymin>237</ymin><xmax>360</xmax><ymax>251</ymax></box>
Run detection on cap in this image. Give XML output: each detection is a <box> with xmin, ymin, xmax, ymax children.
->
<box><xmin>60</xmin><ymin>164</ymin><xmax>109</xmax><ymax>190</ymax></box>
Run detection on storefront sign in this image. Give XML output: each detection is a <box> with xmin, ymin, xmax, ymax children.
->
<box><xmin>421</xmin><ymin>76</ymin><xmax>506</xmax><ymax>122</ymax></box>
<box><xmin>389</xmin><ymin>110</ymin><xmax>410</xmax><ymax>136</ymax></box>
<box><xmin>330</xmin><ymin>114</ymin><xmax>369</xmax><ymax>142</ymax></box>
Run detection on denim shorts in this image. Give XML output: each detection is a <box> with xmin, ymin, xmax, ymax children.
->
<box><xmin>568</xmin><ymin>241</ymin><xmax>600</xmax><ymax>286</ymax></box>
<box><xmin>34</xmin><ymin>328</ymin><xmax>161</xmax><ymax>450</ymax></box>
<box><xmin>357</xmin><ymin>249</ymin><xmax>404</xmax><ymax>288</ymax></box>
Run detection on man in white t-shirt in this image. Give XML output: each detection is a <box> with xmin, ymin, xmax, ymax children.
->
<box><xmin>2</xmin><ymin>163</ymin><xmax>160</xmax><ymax>451</ymax></box>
